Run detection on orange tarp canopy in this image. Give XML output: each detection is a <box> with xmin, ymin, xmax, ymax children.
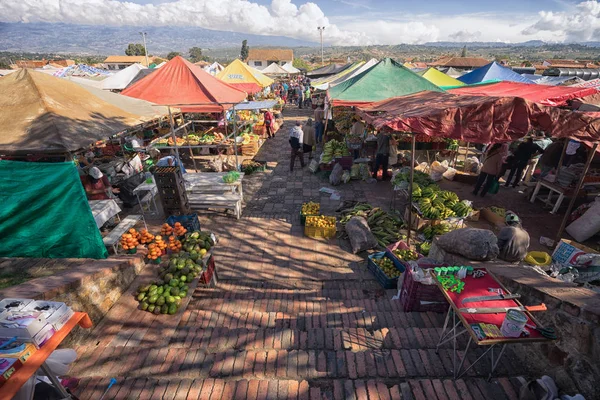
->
<box><xmin>121</xmin><ymin>56</ymin><xmax>247</xmax><ymax>113</ymax></box>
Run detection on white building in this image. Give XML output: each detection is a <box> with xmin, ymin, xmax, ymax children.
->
<box><xmin>246</xmin><ymin>49</ymin><xmax>293</xmax><ymax>71</ymax></box>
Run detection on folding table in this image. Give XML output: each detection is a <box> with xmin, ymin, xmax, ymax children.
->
<box><xmin>433</xmin><ymin>268</ymin><xmax>554</xmax><ymax>380</ymax></box>
<box><xmin>1</xmin><ymin>312</ymin><xmax>93</xmax><ymax>400</ymax></box>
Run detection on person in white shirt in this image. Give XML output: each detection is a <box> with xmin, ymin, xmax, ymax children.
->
<box><xmin>289</xmin><ymin>121</ymin><xmax>304</xmax><ymax>171</ymax></box>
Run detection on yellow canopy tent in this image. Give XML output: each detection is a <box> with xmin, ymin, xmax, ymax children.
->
<box><xmin>217</xmin><ymin>59</ymin><xmax>274</xmax><ymax>94</ymax></box>
<box><xmin>417</xmin><ymin>67</ymin><xmax>465</xmax><ymax>89</ymax></box>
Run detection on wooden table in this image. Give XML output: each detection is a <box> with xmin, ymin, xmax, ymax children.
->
<box><xmin>132</xmin><ymin>180</ymin><xmax>160</xmax><ymax>216</ymax></box>
<box><xmin>1</xmin><ymin>312</ymin><xmax>93</xmax><ymax>400</ymax></box>
<box><xmin>89</xmin><ymin>199</ymin><xmax>121</xmax><ymax>228</ymax></box>
<box><xmin>433</xmin><ymin>269</ymin><xmax>553</xmax><ymax>380</ymax></box>
<box><xmin>184</xmin><ymin>173</ymin><xmax>245</xmax><ymax>219</ymax></box>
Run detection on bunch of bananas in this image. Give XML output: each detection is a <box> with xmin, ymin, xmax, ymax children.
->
<box><xmin>422</xmin><ymin>223</ymin><xmax>451</xmax><ymax>240</ymax></box>
<box><xmin>393</xmin><ymin>248</ymin><xmax>419</xmax><ymax>261</ymax></box>
<box><xmin>339</xmin><ymin>203</ymin><xmax>404</xmax><ymax>248</ymax></box>
<box><xmin>301</xmin><ymin>202</ymin><xmax>320</xmax><ymax>215</ymax></box>
<box><xmin>418</xmin><ymin>197</ymin><xmax>455</xmax><ymax>220</ymax></box>
<box><xmin>451</xmin><ymin>201</ymin><xmax>473</xmax><ymax>218</ymax></box>
<box><xmin>306</xmin><ymin>216</ymin><xmax>336</xmax><ymax>228</ymax></box>
<box><xmin>322</xmin><ymin>139</ymin><xmax>350</xmax><ymax>163</ymax></box>
<box><xmin>439</xmin><ymin>191</ymin><xmax>459</xmax><ymax>206</ymax></box>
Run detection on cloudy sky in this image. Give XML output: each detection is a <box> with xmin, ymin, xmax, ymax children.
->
<box><xmin>1</xmin><ymin>0</ymin><xmax>600</xmax><ymax>45</ymax></box>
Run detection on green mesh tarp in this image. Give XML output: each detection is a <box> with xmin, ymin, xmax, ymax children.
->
<box><xmin>0</xmin><ymin>160</ymin><xmax>108</xmax><ymax>259</ymax></box>
<box><xmin>329</xmin><ymin>58</ymin><xmax>444</xmax><ymax>105</ymax></box>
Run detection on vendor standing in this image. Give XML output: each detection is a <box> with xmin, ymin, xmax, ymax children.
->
<box><xmin>505</xmin><ymin>138</ymin><xmax>544</xmax><ymax>187</ymax></box>
<box><xmin>262</xmin><ymin>109</ymin><xmax>274</xmax><ymax>139</ymax></box>
<box><xmin>498</xmin><ymin>213</ymin><xmax>530</xmax><ymax>263</ymax></box>
<box><xmin>372</xmin><ymin>131</ymin><xmax>396</xmax><ymax>181</ymax></box>
<box><xmin>289</xmin><ymin>121</ymin><xmax>305</xmax><ymax>171</ymax></box>
<box><xmin>314</xmin><ymin>105</ymin><xmax>325</xmax><ymax>144</ymax></box>
<box><xmin>473</xmin><ymin>144</ymin><xmax>505</xmax><ymax>197</ymax></box>
<box><xmin>150</xmin><ymin>148</ymin><xmax>187</xmax><ymax>174</ymax></box>
<box><xmin>302</xmin><ymin>118</ymin><xmax>316</xmax><ymax>161</ymax></box>
<box><xmin>350</xmin><ymin>116</ymin><xmax>366</xmax><ymax>159</ymax></box>
<box><xmin>81</xmin><ymin>167</ymin><xmax>119</xmax><ymax>201</ymax></box>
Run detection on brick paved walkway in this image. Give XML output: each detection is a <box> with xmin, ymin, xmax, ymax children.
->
<box><xmin>70</xmin><ymin>106</ymin><xmax>526</xmax><ymax>399</ymax></box>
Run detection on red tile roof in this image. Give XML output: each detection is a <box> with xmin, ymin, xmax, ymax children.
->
<box><xmin>428</xmin><ymin>57</ymin><xmax>490</xmax><ymax>68</ymax></box>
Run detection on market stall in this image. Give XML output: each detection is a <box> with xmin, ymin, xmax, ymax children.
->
<box><xmin>216</xmin><ymin>59</ymin><xmax>274</xmax><ymax>95</ymax></box>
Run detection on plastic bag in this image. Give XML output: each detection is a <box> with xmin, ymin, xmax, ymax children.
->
<box><xmin>488</xmin><ymin>179</ymin><xmax>500</xmax><ymax>194</ymax></box>
<box><xmin>566</xmin><ymin>196</ymin><xmax>600</xmax><ymax>242</ymax></box>
<box><xmin>389</xmin><ymin>145</ymin><xmax>398</xmax><ymax>165</ymax></box>
<box><xmin>329</xmin><ymin>163</ymin><xmax>344</xmax><ymax>186</ymax></box>
<box><xmin>308</xmin><ymin>159</ymin><xmax>319</xmax><ymax>173</ymax></box>
<box><xmin>442</xmin><ymin>167</ymin><xmax>457</xmax><ymax>181</ymax></box>
<box><xmin>436</xmin><ymin>228</ymin><xmax>499</xmax><ymax>261</ymax></box>
<box><xmin>359</xmin><ymin>163</ymin><xmax>371</xmax><ymax>181</ymax></box>
<box><xmin>345</xmin><ymin>216</ymin><xmax>378</xmax><ymax>253</ymax></box>
<box><xmin>342</xmin><ymin>170</ymin><xmax>351</xmax><ymax>184</ymax></box>
<box><xmin>350</xmin><ymin>164</ymin><xmax>361</xmax><ymax>180</ymax></box>
<box><xmin>465</xmin><ymin>156</ymin><xmax>480</xmax><ymax>173</ymax></box>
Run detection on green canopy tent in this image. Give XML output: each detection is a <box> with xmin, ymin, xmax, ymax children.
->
<box><xmin>0</xmin><ymin>161</ymin><xmax>108</xmax><ymax>259</ymax></box>
<box><xmin>329</xmin><ymin>58</ymin><xmax>444</xmax><ymax>106</ymax></box>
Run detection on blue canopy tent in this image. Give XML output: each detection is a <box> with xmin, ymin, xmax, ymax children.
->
<box><xmin>458</xmin><ymin>62</ymin><xmax>534</xmax><ymax>85</ymax></box>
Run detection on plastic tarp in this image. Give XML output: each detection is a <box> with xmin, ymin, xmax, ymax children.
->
<box><xmin>0</xmin><ymin>69</ymin><xmax>145</xmax><ymax>154</ymax></box>
<box><xmin>261</xmin><ymin>63</ymin><xmax>290</xmax><ymax>75</ymax></box>
<box><xmin>121</xmin><ymin>56</ymin><xmax>247</xmax><ymax>113</ymax></box>
<box><xmin>63</xmin><ymin>75</ymin><xmax>106</xmax><ymax>89</ymax></box>
<box><xmin>204</xmin><ymin>62</ymin><xmax>224</xmax><ymax>75</ymax></box>
<box><xmin>572</xmin><ymin>78</ymin><xmax>600</xmax><ymax>89</ymax></box>
<box><xmin>307</xmin><ymin>63</ymin><xmax>351</xmax><ymax>78</ymax></box>
<box><xmin>282</xmin><ymin>63</ymin><xmax>300</xmax><ymax>74</ymax></box>
<box><xmin>449</xmin><ymin>81</ymin><xmax>599</xmax><ymax>107</ymax></box>
<box><xmin>126</xmin><ymin>68</ymin><xmax>156</xmax><ymax>89</ymax></box>
<box><xmin>101</xmin><ymin>63</ymin><xmax>146</xmax><ymax>90</ymax></box>
<box><xmin>234</xmin><ymin>100</ymin><xmax>278</xmax><ymax>110</ymax></box>
<box><xmin>0</xmin><ymin>161</ymin><xmax>108</xmax><ymax>259</ymax></box>
<box><xmin>417</xmin><ymin>67</ymin><xmax>465</xmax><ymax>88</ymax></box>
<box><xmin>356</xmin><ymin>91</ymin><xmax>600</xmax><ymax>143</ymax></box>
<box><xmin>441</xmin><ymin>67</ymin><xmax>465</xmax><ymax>78</ymax></box>
<box><xmin>458</xmin><ymin>62</ymin><xmax>534</xmax><ymax>84</ymax></box>
<box><xmin>217</xmin><ymin>59</ymin><xmax>274</xmax><ymax>89</ymax></box>
<box><xmin>521</xmin><ymin>74</ymin><xmax>584</xmax><ymax>86</ymax></box>
<box><xmin>329</xmin><ymin>58</ymin><xmax>443</xmax><ymax>106</ymax></box>
<box><xmin>311</xmin><ymin>62</ymin><xmax>365</xmax><ymax>90</ymax></box>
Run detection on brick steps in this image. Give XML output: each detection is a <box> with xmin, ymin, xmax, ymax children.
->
<box><xmin>72</xmin><ymin>376</ymin><xmax>522</xmax><ymax>399</ymax></box>
<box><xmin>71</xmin><ymin>346</ymin><xmax>525</xmax><ymax>381</ymax></box>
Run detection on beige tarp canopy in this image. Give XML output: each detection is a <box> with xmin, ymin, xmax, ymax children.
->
<box><xmin>0</xmin><ymin>69</ymin><xmax>145</xmax><ymax>154</ymax></box>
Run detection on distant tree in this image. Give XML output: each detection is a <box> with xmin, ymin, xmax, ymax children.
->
<box><xmin>522</xmin><ymin>60</ymin><xmax>533</xmax><ymax>67</ymax></box>
<box><xmin>293</xmin><ymin>58</ymin><xmax>311</xmax><ymax>71</ymax></box>
<box><xmin>461</xmin><ymin>45</ymin><xmax>467</xmax><ymax>57</ymax></box>
<box><xmin>166</xmin><ymin>52</ymin><xmax>181</xmax><ymax>60</ymax></box>
<box><xmin>189</xmin><ymin>47</ymin><xmax>204</xmax><ymax>63</ymax></box>
<box><xmin>0</xmin><ymin>60</ymin><xmax>10</xmax><ymax>69</ymax></box>
<box><xmin>125</xmin><ymin>43</ymin><xmax>146</xmax><ymax>56</ymax></box>
<box><xmin>240</xmin><ymin>40</ymin><xmax>249</xmax><ymax>60</ymax></box>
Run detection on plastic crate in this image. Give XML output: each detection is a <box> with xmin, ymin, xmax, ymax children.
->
<box><xmin>400</xmin><ymin>266</ymin><xmax>448</xmax><ymax>312</ymax></box>
<box><xmin>166</xmin><ymin>214</ymin><xmax>201</xmax><ymax>233</ymax></box>
<box><xmin>319</xmin><ymin>163</ymin><xmax>334</xmax><ymax>172</ymax></box>
<box><xmin>385</xmin><ymin>241</ymin><xmax>423</xmax><ymax>270</ymax></box>
<box><xmin>337</xmin><ymin>156</ymin><xmax>354</xmax><ymax>171</ymax></box>
<box><xmin>367</xmin><ymin>252</ymin><xmax>405</xmax><ymax>289</ymax></box>
<box><xmin>304</xmin><ymin>223</ymin><xmax>336</xmax><ymax>239</ymax></box>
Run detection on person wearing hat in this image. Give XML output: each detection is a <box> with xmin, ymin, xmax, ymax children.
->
<box><xmin>151</xmin><ymin>148</ymin><xmax>187</xmax><ymax>174</ymax></box>
<box><xmin>81</xmin><ymin>167</ymin><xmax>119</xmax><ymax>201</ymax></box>
<box><xmin>497</xmin><ymin>213</ymin><xmax>530</xmax><ymax>263</ymax></box>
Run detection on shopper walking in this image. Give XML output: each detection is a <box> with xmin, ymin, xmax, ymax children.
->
<box><xmin>314</xmin><ymin>104</ymin><xmax>325</xmax><ymax>144</ymax></box>
<box><xmin>505</xmin><ymin>138</ymin><xmax>544</xmax><ymax>187</ymax></box>
<box><xmin>289</xmin><ymin>121</ymin><xmax>305</xmax><ymax>171</ymax></box>
<box><xmin>473</xmin><ymin>143</ymin><xmax>505</xmax><ymax>197</ymax></box>
<box><xmin>372</xmin><ymin>131</ymin><xmax>395</xmax><ymax>181</ymax></box>
<box><xmin>263</xmin><ymin>109</ymin><xmax>274</xmax><ymax>139</ymax></box>
<box><xmin>297</xmin><ymin>85</ymin><xmax>304</xmax><ymax>109</ymax></box>
<box><xmin>302</xmin><ymin>118</ymin><xmax>316</xmax><ymax>160</ymax></box>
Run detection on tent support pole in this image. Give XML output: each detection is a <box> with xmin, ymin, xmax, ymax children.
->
<box><xmin>232</xmin><ymin>104</ymin><xmax>239</xmax><ymax>171</ymax></box>
<box><xmin>554</xmin><ymin>139</ymin><xmax>570</xmax><ymax>184</ymax></box>
<box><xmin>183</xmin><ymin>121</ymin><xmax>198</xmax><ymax>172</ymax></box>
<box><xmin>168</xmin><ymin>106</ymin><xmax>181</xmax><ymax>162</ymax></box>
<box><xmin>554</xmin><ymin>142</ymin><xmax>598</xmax><ymax>246</ymax></box>
<box><xmin>406</xmin><ymin>133</ymin><xmax>416</xmax><ymax>246</ymax></box>
<box><xmin>462</xmin><ymin>142</ymin><xmax>470</xmax><ymax>172</ymax></box>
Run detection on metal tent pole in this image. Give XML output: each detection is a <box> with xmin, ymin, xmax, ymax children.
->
<box><xmin>232</xmin><ymin>104</ymin><xmax>239</xmax><ymax>171</ymax></box>
<box><xmin>406</xmin><ymin>133</ymin><xmax>416</xmax><ymax>246</ymax></box>
<box><xmin>183</xmin><ymin>119</ymin><xmax>198</xmax><ymax>172</ymax></box>
<box><xmin>168</xmin><ymin>106</ymin><xmax>181</xmax><ymax>161</ymax></box>
<box><xmin>554</xmin><ymin>142</ymin><xmax>598</xmax><ymax>245</ymax></box>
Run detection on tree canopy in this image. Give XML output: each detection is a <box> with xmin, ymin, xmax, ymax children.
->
<box><xmin>189</xmin><ymin>47</ymin><xmax>205</xmax><ymax>63</ymax></box>
<box><xmin>166</xmin><ymin>52</ymin><xmax>181</xmax><ymax>60</ymax></box>
<box><xmin>240</xmin><ymin>40</ymin><xmax>249</xmax><ymax>60</ymax></box>
<box><xmin>125</xmin><ymin>43</ymin><xmax>146</xmax><ymax>56</ymax></box>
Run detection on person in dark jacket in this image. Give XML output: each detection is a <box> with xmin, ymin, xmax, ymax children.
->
<box><xmin>289</xmin><ymin>121</ymin><xmax>304</xmax><ymax>171</ymax></box>
<box><xmin>498</xmin><ymin>213</ymin><xmax>530</xmax><ymax>262</ymax></box>
<box><xmin>505</xmin><ymin>138</ymin><xmax>544</xmax><ymax>187</ymax></box>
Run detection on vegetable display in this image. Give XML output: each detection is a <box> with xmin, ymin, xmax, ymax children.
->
<box><xmin>321</xmin><ymin>139</ymin><xmax>350</xmax><ymax>163</ymax></box>
<box><xmin>339</xmin><ymin>203</ymin><xmax>404</xmax><ymax>248</ymax></box>
<box><xmin>373</xmin><ymin>256</ymin><xmax>402</xmax><ymax>279</ymax></box>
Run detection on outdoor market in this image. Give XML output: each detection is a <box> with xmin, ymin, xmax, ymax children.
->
<box><xmin>1</xmin><ymin>54</ymin><xmax>600</xmax><ymax>399</ymax></box>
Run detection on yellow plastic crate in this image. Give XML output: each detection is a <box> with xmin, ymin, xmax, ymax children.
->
<box><xmin>304</xmin><ymin>224</ymin><xmax>337</xmax><ymax>239</ymax></box>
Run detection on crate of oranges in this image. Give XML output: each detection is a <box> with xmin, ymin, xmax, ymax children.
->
<box><xmin>120</xmin><ymin>229</ymin><xmax>140</xmax><ymax>253</ymax></box>
<box><xmin>304</xmin><ymin>215</ymin><xmax>337</xmax><ymax>239</ymax></box>
<box><xmin>300</xmin><ymin>202</ymin><xmax>320</xmax><ymax>225</ymax></box>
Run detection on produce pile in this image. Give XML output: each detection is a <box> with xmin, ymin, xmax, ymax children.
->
<box><xmin>119</xmin><ymin>229</ymin><xmax>140</xmax><ymax>251</ymax></box>
<box><xmin>133</xmin><ymin>228</ymin><xmax>215</xmax><ymax>315</ymax></box>
<box><xmin>306</xmin><ymin>215</ymin><xmax>336</xmax><ymax>228</ymax></box>
<box><xmin>418</xmin><ymin>242</ymin><xmax>431</xmax><ymax>256</ymax></box>
<box><xmin>490</xmin><ymin>206</ymin><xmax>506</xmax><ymax>217</ymax></box>
<box><xmin>339</xmin><ymin>203</ymin><xmax>404</xmax><ymax>248</ymax></box>
<box><xmin>241</xmin><ymin>160</ymin><xmax>265</xmax><ymax>175</ymax></box>
<box><xmin>413</xmin><ymin>185</ymin><xmax>472</xmax><ymax>220</ymax></box>
<box><xmin>372</xmin><ymin>256</ymin><xmax>401</xmax><ymax>279</ymax></box>
<box><xmin>392</xmin><ymin>169</ymin><xmax>433</xmax><ymax>189</ymax></box>
<box><xmin>332</xmin><ymin>107</ymin><xmax>355</xmax><ymax>133</ymax></box>
<box><xmin>223</xmin><ymin>171</ymin><xmax>240</xmax><ymax>183</ymax></box>
<box><xmin>321</xmin><ymin>139</ymin><xmax>350</xmax><ymax>164</ymax></box>
<box><xmin>393</xmin><ymin>248</ymin><xmax>418</xmax><ymax>261</ymax></box>
<box><xmin>240</xmin><ymin>133</ymin><xmax>260</xmax><ymax>145</ymax></box>
<box><xmin>422</xmin><ymin>223</ymin><xmax>451</xmax><ymax>240</ymax></box>
<box><xmin>301</xmin><ymin>202</ymin><xmax>319</xmax><ymax>216</ymax></box>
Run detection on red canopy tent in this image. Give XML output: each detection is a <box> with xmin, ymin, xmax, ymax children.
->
<box><xmin>357</xmin><ymin>91</ymin><xmax>600</xmax><ymax>144</ymax></box>
<box><xmin>448</xmin><ymin>81</ymin><xmax>599</xmax><ymax>107</ymax></box>
<box><xmin>121</xmin><ymin>56</ymin><xmax>247</xmax><ymax>113</ymax></box>
<box><xmin>229</xmin><ymin>82</ymin><xmax>262</xmax><ymax>95</ymax></box>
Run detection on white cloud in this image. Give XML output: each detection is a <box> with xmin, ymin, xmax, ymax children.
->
<box><xmin>448</xmin><ymin>30</ymin><xmax>482</xmax><ymax>42</ymax></box>
<box><xmin>522</xmin><ymin>0</ymin><xmax>600</xmax><ymax>42</ymax></box>
<box><xmin>0</xmin><ymin>0</ymin><xmax>369</xmax><ymax>45</ymax></box>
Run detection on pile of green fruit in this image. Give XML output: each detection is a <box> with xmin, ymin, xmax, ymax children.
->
<box><xmin>135</xmin><ymin>252</ymin><xmax>204</xmax><ymax>315</ymax></box>
<box><xmin>418</xmin><ymin>242</ymin><xmax>431</xmax><ymax>256</ymax></box>
<box><xmin>423</xmin><ymin>223</ymin><xmax>451</xmax><ymax>240</ymax></box>
<box><xmin>373</xmin><ymin>256</ymin><xmax>401</xmax><ymax>279</ymax></box>
<box><xmin>392</xmin><ymin>169</ymin><xmax>433</xmax><ymax>188</ymax></box>
<box><xmin>241</xmin><ymin>160</ymin><xmax>264</xmax><ymax>174</ymax></box>
<box><xmin>321</xmin><ymin>139</ymin><xmax>350</xmax><ymax>163</ymax></box>
<box><xmin>393</xmin><ymin>248</ymin><xmax>419</xmax><ymax>261</ymax></box>
<box><xmin>223</xmin><ymin>171</ymin><xmax>240</xmax><ymax>183</ymax></box>
<box><xmin>339</xmin><ymin>203</ymin><xmax>404</xmax><ymax>248</ymax></box>
<box><xmin>416</xmin><ymin>185</ymin><xmax>472</xmax><ymax>220</ymax></box>
<box><xmin>490</xmin><ymin>206</ymin><xmax>506</xmax><ymax>217</ymax></box>
<box><xmin>181</xmin><ymin>231</ymin><xmax>214</xmax><ymax>257</ymax></box>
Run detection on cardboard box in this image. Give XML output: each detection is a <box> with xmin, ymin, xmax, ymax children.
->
<box><xmin>0</xmin><ymin>357</ymin><xmax>21</xmax><ymax>386</ymax></box>
<box><xmin>0</xmin><ymin>341</ymin><xmax>37</xmax><ymax>363</ymax></box>
<box><xmin>480</xmin><ymin>207</ymin><xmax>506</xmax><ymax>228</ymax></box>
<box><xmin>22</xmin><ymin>301</ymin><xmax>73</xmax><ymax>331</ymax></box>
<box><xmin>0</xmin><ymin>299</ymin><xmax>34</xmax><ymax>313</ymax></box>
<box><xmin>0</xmin><ymin>311</ymin><xmax>49</xmax><ymax>341</ymax></box>
<box><xmin>552</xmin><ymin>239</ymin><xmax>597</xmax><ymax>264</ymax></box>
<box><xmin>31</xmin><ymin>324</ymin><xmax>56</xmax><ymax>348</ymax></box>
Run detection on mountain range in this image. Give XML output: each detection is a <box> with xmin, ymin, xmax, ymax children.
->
<box><xmin>0</xmin><ymin>22</ymin><xmax>318</xmax><ymax>55</ymax></box>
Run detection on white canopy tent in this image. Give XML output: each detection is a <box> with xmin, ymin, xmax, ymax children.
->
<box><xmin>282</xmin><ymin>63</ymin><xmax>300</xmax><ymax>74</ymax></box>
<box><xmin>101</xmin><ymin>63</ymin><xmax>146</xmax><ymax>91</ymax></box>
<box><xmin>204</xmin><ymin>62</ymin><xmax>225</xmax><ymax>76</ymax></box>
<box><xmin>261</xmin><ymin>62</ymin><xmax>290</xmax><ymax>76</ymax></box>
